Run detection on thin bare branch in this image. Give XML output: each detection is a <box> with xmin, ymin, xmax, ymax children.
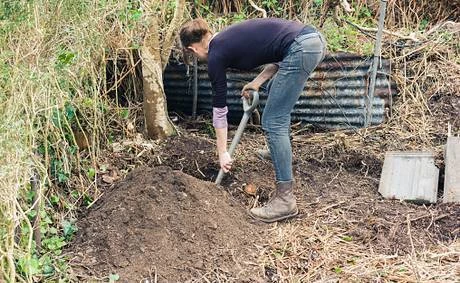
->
<box><xmin>248</xmin><ymin>0</ymin><xmax>267</xmax><ymax>18</ymax></box>
<box><xmin>160</xmin><ymin>0</ymin><xmax>186</xmax><ymax>69</ymax></box>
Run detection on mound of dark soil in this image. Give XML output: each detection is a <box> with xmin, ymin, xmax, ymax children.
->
<box><xmin>158</xmin><ymin>135</ymin><xmax>218</xmax><ymax>181</ymax></box>
<box><xmin>68</xmin><ymin>166</ymin><xmax>263</xmax><ymax>282</ymax></box>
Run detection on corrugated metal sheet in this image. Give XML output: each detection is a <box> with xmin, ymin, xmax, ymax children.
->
<box><xmin>164</xmin><ymin>52</ymin><xmax>397</xmax><ymax>129</ymax></box>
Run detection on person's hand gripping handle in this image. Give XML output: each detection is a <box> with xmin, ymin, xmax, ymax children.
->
<box><xmin>215</xmin><ymin>91</ymin><xmax>260</xmax><ymax>185</ymax></box>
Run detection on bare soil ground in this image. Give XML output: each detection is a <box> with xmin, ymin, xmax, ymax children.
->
<box><xmin>156</xmin><ymin>129</ymin><xmax>459</xmax><ymax>256</ymax></box>
<box><xmin>68</xmin><ymin>114</ymin><xmax>459</xmax><ymax>282</ymax></box>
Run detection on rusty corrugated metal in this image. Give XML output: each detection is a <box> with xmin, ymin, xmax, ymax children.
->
<box><xmin>163</xmin><ymin>52</ymin><xmax>397</xmax><ymax>129</ymax></box>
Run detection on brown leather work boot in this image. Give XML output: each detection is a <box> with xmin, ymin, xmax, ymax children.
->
<box><xmin>249</xmin><ymin>181</ymin><xmax>298</xmax><ymax>223</ymax></box>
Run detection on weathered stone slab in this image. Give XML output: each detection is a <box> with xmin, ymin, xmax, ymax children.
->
<box><xmin>444</xmin><ymin>137</ymin><xmax>460</xmax><ymax>203</ymax></box>
<box><xmin>379</xmin><ymin>151</ymin><xmax>439</xmax><ymax>203</ymax></box>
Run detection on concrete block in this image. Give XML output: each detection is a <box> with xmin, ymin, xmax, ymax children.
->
<box><xmin>444</xmin><ymin>137</ymin><xmax>460</xmax><ymax>203</ymax></box>
<box><xmin>379</xmin><ymin>151</ymin><xmax>439</xmax><ymax>203</ymax></box>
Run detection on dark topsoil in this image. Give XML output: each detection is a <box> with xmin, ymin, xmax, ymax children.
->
<box><xmin>68</xmin><ymin>123</ymin><xmax>460</xmax><ymax>282</ymax></box>
<box><xmin>70</xmin><ymin>165</ymin><xmax>263</xmax><ymax>282</ymax></box>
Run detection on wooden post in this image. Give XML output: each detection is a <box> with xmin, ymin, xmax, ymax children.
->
<box><xmin>444</xmin><ymin>137</ymin><xmax>460</xmax><ymax>202</ymax></box>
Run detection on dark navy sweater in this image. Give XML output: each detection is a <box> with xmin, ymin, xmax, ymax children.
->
<box><xmin>208</xmin><ymin>18</ymin><xmax>305</xmax><ymax>108</ymax></box>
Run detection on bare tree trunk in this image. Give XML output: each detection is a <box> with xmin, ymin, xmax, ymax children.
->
<box><xmin>142</xmin><ymin>45</ymin><xmax>176</xmax><ymax>139</ymax></box>
<box><xmin>141</xmin><ymin>0</ymin><xmax>185</xmax><ymax>139</ymax></box>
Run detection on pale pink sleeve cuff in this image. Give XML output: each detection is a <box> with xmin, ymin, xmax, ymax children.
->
<box><xmin>213</xmin><ymin>106</ymin><xmax>228</xmax><ymax>128</ymax></box>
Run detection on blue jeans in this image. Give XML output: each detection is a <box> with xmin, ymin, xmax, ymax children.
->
<box><xmin>262</xmin><ymin>32</ymin><xmax>326</xmax><ymax>182</ymax></box>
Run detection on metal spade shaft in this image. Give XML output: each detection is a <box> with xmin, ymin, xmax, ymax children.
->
<box><xmin>215</xmin><ymin>91</ymin><xmax>260</xmax><ymax>185</ymax></box>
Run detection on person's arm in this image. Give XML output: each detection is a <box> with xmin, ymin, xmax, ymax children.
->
<box><xmin>213</xmin><ymin>107</ymin><xmax>232</xmax><ymax>173</ymax></box>
<box><xmin>209</xmin><ymin>56</ymin><xmax>233</xmax><ymax>172</ymax></box>
<box><xmin>241</xmin><ymin>63</ymin><xmax>279</xmax><ymax>98</ymax></box>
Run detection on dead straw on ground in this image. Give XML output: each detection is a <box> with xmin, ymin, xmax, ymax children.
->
<box><xmin>255</xmin><ymin>219</ymin><xmax>459</xmax><ymax>282</ymax></box>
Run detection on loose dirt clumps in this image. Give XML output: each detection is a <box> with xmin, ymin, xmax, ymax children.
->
<box><xmin>158</xmin><ymin>134</ymin><xmax>218</xmax><ymax>181</ymax></box>
<box><xmin>69</xmin><ymin>166</ymin><xmax>263</xmax><ymax>282</ymax></box>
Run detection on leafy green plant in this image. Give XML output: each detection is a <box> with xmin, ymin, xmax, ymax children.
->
<box><xmin>83</xmin><ymin>193</ymin><xmax>94</xmax><ymax>207</ymax></box>
<box><xmin>341</xmin><ymin>235</ymin><xmax>353</xmax><ymax>242</ymax></box>
<box><xmin>321</xmin><ymin>18</ymin><xmax>374</xmax><ymax>55</ymax></box>
<box><xmin>118</xmin><ymin>1</ymin><xmax>144</xmax><ymax>29</ymax></box>
<box><xmin>109</xmin><ymin>273</ymin><xmax>120</xmax><ymax>282</ymax></box>
<box><xmin>357</xmin><ymin>6</ymin><xmax>372</xmax><ymax>20</ymax></box>
<box><xmin>262</xmin><ymin>0</ymin><xmax>283</xmax><ymax>16</ymax></box>
<box><xmin>120</xmin><ymin>108</ymin><xmax>130</xmax><ymax>119</ymax></box>
<box><xmin>87</xmin><ymin>167</ymin><xmax>96</xmax><ymax>179</ymax></box>
<box><xmin>204</xmin><ymin>121</ymin><xmax>216</xmax><ymax>138</ymax></box>
<box><xmin>17</xmin><ymin>255</ymin><xmax>41</xmax><ymax>277</ymax></box>
<box><xmin>63</xmin><ymin>220</ymin><xmax>78</xmax><ymax>240</ymax></box>
<box><xmin>233</xmin><ymin>12</ymin><xmax>246</xmax><ymax>23</ymax></box>
<box><xmin>56</xmin><ymin>50</ymin><xmax>76</xmax><ymax>68</ymax></box>
<box><xmin>313</xmin><ymin>0</ymin><xmax>323</xmax><ymax>6</ymax></box>
<box><xmin>49</xmin><ymin>194</ymin><xmax>60</xmax><ymax>206</ymax></box>
<box><xmin>419</xmin><ymin>18</ymin><xmax>429</xmax><ymax>31</ymax></box>
<box><xmin>42</xmin><ymin>236</ymin><xmax>66</xmax><ymax>255</ymax></box>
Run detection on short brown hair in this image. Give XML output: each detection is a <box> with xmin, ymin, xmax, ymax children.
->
<box><xmin>179</xmin><ymin>18</ymin><xmax>211</xmax><ymax>48</ymax></box>
<box><xmin>179</xmin><ymin>18</ymin><xmax>211</xmax><ymax>64</ymax></box>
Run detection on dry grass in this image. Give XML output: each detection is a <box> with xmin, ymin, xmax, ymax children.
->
<box><xmin>0</xmin><ymin>0</ymin><xmax>184</xmax><ymax>281</ymax></box>
<box><xmin>1</xmin><ymin>1</ymin><xmax>117</xmax><ymax>280</ymax></box>
<box><xmin>257</xmin><ymin>221</ymin><xmax>459</xmax><ymax>282</ymax></box>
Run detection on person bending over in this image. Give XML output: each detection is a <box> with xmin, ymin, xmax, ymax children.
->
<box><xmin>179</xmin><ymin>18</ymin><xmax>326</xmax><ymax>223</ymax></box>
